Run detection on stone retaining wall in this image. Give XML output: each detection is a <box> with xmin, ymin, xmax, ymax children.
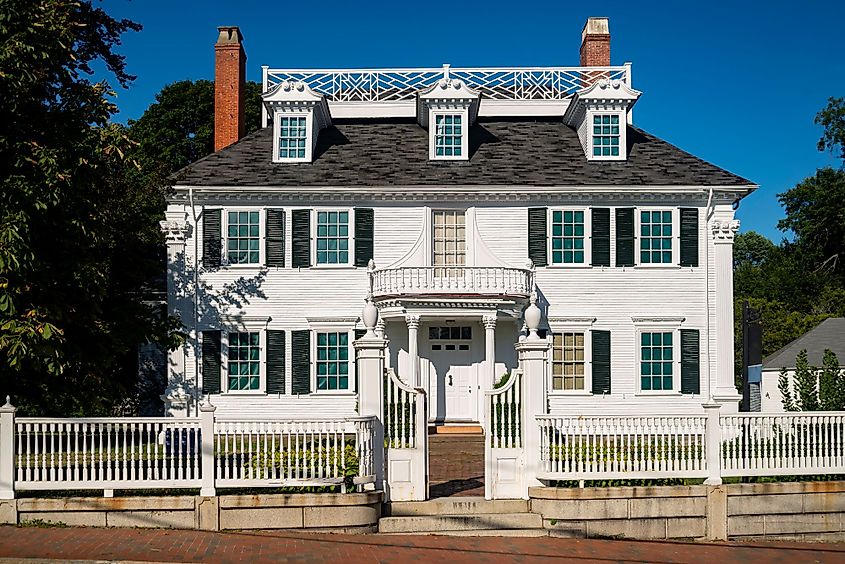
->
<box><xmin>530</xmin><ymin>481</ymin><xmax>845</xmax><ymax>541</ymax></box>
<box><xmin>0</xmin><ymin>492</ymin><xmax>382</xmax><ymax>533</ymax></box>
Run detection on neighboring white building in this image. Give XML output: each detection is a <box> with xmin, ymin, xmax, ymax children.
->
<box><xmin>161</xmin><ymin>18</ymin><xmax>755</xmax><ymax>423</ymax></box>
<box><xmin>760</xmin><ymin>317</ymin><xmax>845</xmax><ymax>412</ymax></box>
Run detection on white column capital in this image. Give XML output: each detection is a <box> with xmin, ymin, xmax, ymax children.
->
<box><xmin>711</xmin><ymin>219</ymin><xmax>740</xmax><ymax>244</ymax></box>
<box><xmin>482</xmin><ymin>314</ymin><xmax>498</xmax><ymax>330</ymax></box>
<box><xmin>160</xmin><ymin>219</ymin><xmax>190</xmax><ymax>245</ymax></box>
<box><xmin>405</xmin><ymin>314</ymin><xmax>421</xmax><ymax>330</ymax></box>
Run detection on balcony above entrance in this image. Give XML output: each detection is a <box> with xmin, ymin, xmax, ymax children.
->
<box><xmin>370</xmin><ymin>266</ymin><xmax>533</xmax><ymax>300</ymax></box>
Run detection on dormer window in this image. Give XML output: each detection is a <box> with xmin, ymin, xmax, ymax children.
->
<box><xmin>262</xmin><ymin>81</ymin><xmax>331</xmax><ymax>164</ymax></box>
<box><xmin>564</xmin><ymin>78</ymin><xmax>641</xmax><ymax>162</ymax></box>
<box><xmin>592</xmin><ymin>114</ymin><xmax>621</xmax><ymax>158</ymax></box>
<box><xmin>434</xmin><ymin>114</ymin><xmax>464</xmax><ymax>158</ymax></box>
<box><xmin>278</xmin><ymin>115</ymin><xmax>308</xmax><ymax>160</ymax></box>
<box><xmin>417</xmin><ymin>69</ymin><xmax>480</xmax><ymax>161</ymax></box>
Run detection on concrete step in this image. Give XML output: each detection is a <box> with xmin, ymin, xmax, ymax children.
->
<box><xmin>429</xmin><ymin>425</ymin><xmax>483</xmax><ymax>435</ymax></box>
<box><xmin>388</xmin><ymin>497</ymin><xmax>528</xmax><ymax>516</ymax></box>
<box><xmin>378</xmin><ymin>512</ymin><xmax>543</xmax><ymax>533</ymax></box>
<box><xmin>381</xmin><ymin>528</ymin><xmax>550</xmax><ymax>537</ymax></box>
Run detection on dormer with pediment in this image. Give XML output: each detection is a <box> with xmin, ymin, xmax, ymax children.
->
<box><xmin>563</xmin><ymin>78</ymin><xmax>641</xmax><ymax>161</ymax></box>
<box><xmin>262</xmin><ymin>80</ymin><xmax>332</xmax><ymax>163</ymax></box>
<box><xmin>416</xmin><ymin>69</ymin><xmax>480</xmax><ymax>161</ymax></box>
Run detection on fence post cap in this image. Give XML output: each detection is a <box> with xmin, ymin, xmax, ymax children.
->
<box><xmin>199</xmin><ymin>395</ymin><xmax>216</xmax><ymax>412</ymax></box>
<box><xmin>0</xmin><ymin>396</ymin><xmax>15</xmax><ymax>413</ymax></box>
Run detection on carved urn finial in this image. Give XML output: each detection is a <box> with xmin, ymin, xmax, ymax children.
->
<box><xmin>524</xmin><ymin>293</ymin><xmax>542</xmax><ymax>340</ymax></box>
<box><xmin>362</xmin><ymin>295</ymin><xmax>379</xmax><ymax>338</ymax></box>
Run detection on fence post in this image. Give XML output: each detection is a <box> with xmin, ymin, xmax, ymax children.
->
<box><xmin>702</xmin><ymin>402</ymin><xmax>723</xmax><ymax>486</ymax></box>
<box><xmin>0</xmin><ymin>397</ymin><xmax>16</xmax><ymax>500</ymax></box>
<box><xmin>354</xmin><ymin>296</ymin><xmax>387</xmax><ymax>493</ymax></box>
<box><xmin>199</xmin><ymin>399</ymin><xmax>216</xmax><ymax>497</ymax></box>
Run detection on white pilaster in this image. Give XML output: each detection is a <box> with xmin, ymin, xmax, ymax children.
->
<box><xmin>0</xmin><ymin>397</ymin><xmax>16</xmax><ymax>499</ymax></box>
<box><xmin>710</xmin><ymin>218</ymin><xmax>742</xmax><ymax>407</ymax></box>
<box><xmin>160</xmin><ymin>218</ymin><xmax>191</xmax><ymax>416</ymax></box>
<box><xmin>405</xmin><ymin>314</ymin><xmax>421</xmax><ymax>387</ymax></box>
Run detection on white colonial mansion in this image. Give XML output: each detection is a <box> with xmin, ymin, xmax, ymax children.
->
<box><xmin>160</xmin><ymin>18</ymin><xmax>754</xmax><ymax>432</ymax></box>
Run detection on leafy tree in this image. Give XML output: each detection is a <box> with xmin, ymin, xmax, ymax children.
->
<box><xmin>779</xmin><ymin>349</ymin><xmax>845</xmax><ymax>411</ymax></box>
<box><xmin>733</xmin><ymin>231</ymin><xmax>776</xmax><ymax>270</ymax></box>
<box><xmin>0</xmin><ymin>1</ymin><xmax>178</xmax><ymax>415</ymax></box>
<box><xmin>818</xmin><ymin>350</ymin><xmax>845</xmax><ymax>411</ymax></box>
<box><xmin>815</xmin><ymin>97</ymin><xmax>845</xmax><ymax>163</ymax></box>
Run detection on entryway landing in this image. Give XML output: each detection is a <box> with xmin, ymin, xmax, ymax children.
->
<box><xmin>428</xmin><ymin>433</ymin><xmax>485</xmax><ymax>498</ymax></box>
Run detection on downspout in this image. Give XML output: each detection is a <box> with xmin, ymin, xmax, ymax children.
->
<box><xmin>704</xmin><ymin>187</ymin><xmax>714</xmax><ymax>401</ymax></box>
<box><xmin>189</xmin><ymin>186</ymin><xmax>200</xmax><ymax>416</ymax></box>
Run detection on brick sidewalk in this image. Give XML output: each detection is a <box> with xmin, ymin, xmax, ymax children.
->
<box><xmin>1</xmin><ymin>526</ymin><xmax>844</xmax><ymax>563</ymax></box>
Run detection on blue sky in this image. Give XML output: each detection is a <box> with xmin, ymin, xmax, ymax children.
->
<box><xmin>101</xmin><ymin>0</ymin><xmax>843</xmax><ymax>240</ymax></box>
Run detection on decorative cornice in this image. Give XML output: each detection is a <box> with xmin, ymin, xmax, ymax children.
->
<box><xmin>306</xmin><ymin>316</ymin><xmax>359</xmax><ymax>325</ymax></box>
<box><xmin>631</xmin><ymin>316</ymin><xmax>686</xmax><ymax>325</ymax></box>
<box><xmin>160</xmin><ymin>220</ymin><xmax>189</xmax><ymax>244</ymax></box>
<box><xmin>711</xmin><ymin>219</ymin><xmax>740</xmax><ymax>243</ymax></box>
<box><xmin>547</xmin><ymin>316</ymin><xmax>597</xmax><ymax>326</ymax></box>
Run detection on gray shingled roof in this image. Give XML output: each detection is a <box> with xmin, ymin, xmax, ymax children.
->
<box><xmin>173</xmin><ymin>118</ymin><xmax>754</xmax><ymax>187</ymax></box>
<box><xmin>763</xmin><ymin>318</ymin><xmax>845</xmax><ymax>370</ymax></box>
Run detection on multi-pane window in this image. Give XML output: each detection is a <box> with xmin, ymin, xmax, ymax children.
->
<box><xmin>432</xmin><ymin>210</ymin><xmax>465</xmax><ymax>277</ymax></box>
<box><xmin>552</xmin><ymin>333</ymin><xmax>585</xmax><ymax>390</ymax></box>
<box><xmin>434</xmin><ymin>115</ymin><xmax>463</xmax><ymax>157</ymax></box>
<box><xmin>592</xmin><ymin>114</ymin><xmax>620</xmax><ymax>157</ymax></box>
<box><xmin>227</xmin><ymin>211</ymin><xmax>260</xmax><ymax>264</ymax></box>
<box><xmin>316</xmin><ymin>211</ymin><xmax>349</xmax><ymax>264</ymax></box>
<box><xmin>429</xmin><ymin>326</ymin><xmax>471</xmax><ymax>351</ymax></box>
<box><xmin>641</xmin><ymin>331</ymin><xmax>673</xmax><ymax>391</ymax></box>
<box><xmin>316</xmin><ymin>332</ymin><xmax>349</xmax><ymax>390</ymax></box>
<box><xmin>228</xmin><ymin>332</ymin><xmax>260</xmax><ymax>391</ymax></box>
<box><xmin>640</xmin><ymin>210</ymin><xmax>673</xmax><ymax>264</ymax></box>
<box><xmin>551</xmin><ymin>210</ymin><xmax>585</xmax><ymax>264</ymax></box>
<box><xmin>278</xmin><ymin>115</ymin><xmax>307</xmax><ymax>159</ymax></box>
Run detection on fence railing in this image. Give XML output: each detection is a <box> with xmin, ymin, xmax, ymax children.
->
<box><xmin>487</xmin><ymin>370</ymin><xmax>523</xmax><ymax>449</ymax></box>
<box><xmin>371</xmin><ymin>266</ymin><xmax>532</xmax><ymax>299</ymax></box>
<box><xmin>384</xmin><ymin>368</ymin><xmax>425</xmax><ymax>449</ymax></box>
<box><xmin>537</xmin><ymin>415</ymin><xmax>708</xmax><ymax>480</ymax></box>
<box><xmin>721</xmin><ymin>412</ymin><xmax>845</xmax><ymax>477</ymax></box>
<box><xmin>1</xmin><ymin>405</ymin><xmax>376</xmax><ymax>496</ymax></box>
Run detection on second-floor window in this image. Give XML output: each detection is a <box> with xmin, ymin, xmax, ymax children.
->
<box><xmin>640</xmin><ymin>210</ymin><xmax>673</xmax><ymax>264</ymax></box>
<box><xmin>227</xmin><ymin>211</ymin><xmax>260</xmax><ymax>264</ymax></box>
<box><xmin>551</xmin><ymin>210</ymin><xmax>585</xmax><ymax>264</ymax></box>
<box><xmin>228</xmin><ymin>331</ymin><xmax>260</xmax><ymax>391</ymax></box>
<box><xmin>316</xmin><ymin>211</ymin><xmax>349</xmax><ymax>265</ymax></box>
<box><xmin>434</xmin><ymin>114</ymin><xmax>463</xmax><ymax>158</ymax></box>
<box><xmin>432</xmin><ymin>210</ymin><xmax>465</xmax><ymax>277</ymax></box>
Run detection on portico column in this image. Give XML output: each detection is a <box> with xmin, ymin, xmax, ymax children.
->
<box><xmin>406</xmin><ymin>314</ymin><xmax>421</xmax><ymax>387</ymax></box>
<box><xmin>710</xmin><ymin>218</ymin><xmax>742</xmax><ymax>407</ymax></box>
<box><xmin>159</xmin><ymin>218</ymin><xmax>191</xmax><ymax>416</ymax></box>
<box><xmin>483</xmin><ymin>314</ymin><xmax>497</xmax><ymax>386</ymax></box>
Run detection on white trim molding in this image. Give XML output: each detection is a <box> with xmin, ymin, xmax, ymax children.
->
<box><xmin>711</xmin><ymin>219</ymin><xmax>740</xmax><ymax>243</ymax></box>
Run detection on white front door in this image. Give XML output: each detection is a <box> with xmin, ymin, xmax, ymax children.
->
<box><xmin>426</xmin><ymin>325</ymin><xmax>478</xmax><ymax>422</ymax></box>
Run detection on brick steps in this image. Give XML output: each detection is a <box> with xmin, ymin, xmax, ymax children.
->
<box><xmin>429</xmin><ymin>434</ymin><xmax>485</xmax><ymax>498</ymax></box>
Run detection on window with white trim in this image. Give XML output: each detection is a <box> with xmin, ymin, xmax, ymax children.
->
<box><xmin>316</xmin><ymin>331</ymin><xmax>349</xmax><ymax>390</ymax></box>
<box><xmin>592</xmin><ymin>114</ymin><xmax>620</xmax><ymax>157</ymax></box>
<box><xmin>640</xmin><ymin>210</ymin><xmax>673</xmax><ymax>264</ymax></box>
<box><xmin>277</xmin><ymin>115</ymin><xmax>307</xmax><ymax>160</ymax></box>
<box><xmin>227</xmin><ymin>211</ymin><xmax>260</xmax><ymax>265</ymax></box>
<box><xmin>640</xmin><ymin>331</ymin><xmax>673</xmax><ymax>391</ymax></box>
<box><xmin>551</xmin><ymin>210</ymin><xmax>585</xmax><ymax>264</ymax></box>
<box><xmin>227</xmin><ymin>331</ymin><xmax>261</xmax><ymax>391</ymax></box>
<box><xmin>432</xmin><ymin>210</ymin><xmax>465</xmax><ymax>277</ymax></box>
<box><xmin>552</xmin><ymin>332</ymin><xmax>585</xmax><ymax>390</ymax></box>
<box><xmin>316</xmin><ymin>211</ymin><xmax>349</xmax><ymax>265</ymax></box>
<box><xmin>434</xmin><ymin>114</ymin><xmax>463</xmax><ymax>158</ymax></box>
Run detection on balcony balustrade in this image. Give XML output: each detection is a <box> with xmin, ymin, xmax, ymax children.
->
<box><xmin>370</xmin><ymin>266</ymin><xmax>533</xmax><ymax>299</ymax></box>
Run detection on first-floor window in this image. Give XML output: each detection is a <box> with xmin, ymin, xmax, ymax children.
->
<box><xmin>552</xmin><ymin>332</ymin><xmax>585</xmax><ymax>390</ymax></box>
<box><xmin>228</xmin><ymin>332</ymin><xmax>260</xmax><ymax>391</ymax></box>
<box><xmin>640</xmin><ymin>331</ymin><xmax>673</xmax><ymax>391</ymax></box>
<box><xmin>316</xmin><ymin>332</ymin><xmax>349</xmax><ymax>390</ymax></box>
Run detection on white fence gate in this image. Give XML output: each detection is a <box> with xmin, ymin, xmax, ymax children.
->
<box><xmin>383</xmin><ymin>368</ymin><xmax>428</xmax><ymax>501</ymax></box>
<box><xmin>484</xmin><ymin>369</ymin><xmax>524</xmax><ymax>499</ymax></box>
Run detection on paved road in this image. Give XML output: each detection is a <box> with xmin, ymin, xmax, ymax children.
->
<box><xmin>1</xmin><ymin>526</ymin><xmax>843</xmax><ymax>563</ymax></box>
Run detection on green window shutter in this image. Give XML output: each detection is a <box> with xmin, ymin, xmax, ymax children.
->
<box><xmin>291</xmin><ymin>209</ymin><xmax>311</xmax><ymax>268</ymax></box>
<box><xmin>680</xmin><ymin>329</ymin><xmax>701</xmax><ymax>395</ymax></box>
<box><xmin>615</xmin><ymin>208</ymin><xmax>635</xmax><ymax>267</ymax></box>
<box><xmin>354</xmin><ymin>208</ymin><xmax>374</xmax><ymax>267</ymax></box>
<box><xmin>679</xmin><ymin>208</ymin><xmax>699</xmax><ymax>267</ymax></box>
<box><xmin>591</xmin><ymin>330</ymin><xmax>611</xmax><ymax>395</ymax></box>
<box><xmin>266</xmin><ymin>329</ymin><xmax>286</xmax><ymax>394</ymax></box>
<box><xmin>291</xmin><ymin>329</ymin><xmax>311</xmax><ymax>394</ymax></box>
<box><xmin>201</xmin><ymin>330</ymin><xmax>221</xmax><ymax>395</ymax></box>
<box><xmin>266</xmin><ymin>209</ymin><xmax>285</xmax><ymax>267</ymax></box>
<box><xmin>591</xmin><ymin>208</ymin><xmax>610</xmax><ymax>267</ymax></box>
<box><xmin>528</xmin><ymin>207</ymin><xmax>548</xmax><ymax>267</ymax></box>
<box><xmin>202</xmin><ymin>209</ymin><xmax>222</xmax><ymax>268</ymax></box>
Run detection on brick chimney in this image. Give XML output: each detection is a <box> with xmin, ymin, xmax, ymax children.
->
<box><xmin>214</xmin><ymin>26</ymin><xmax>246</xmax><ymax>151</ymax></box>
<box><xmin>580</xmin><ymin>17</ymin><xmax>610</xmax><ymax>66</ymax></box>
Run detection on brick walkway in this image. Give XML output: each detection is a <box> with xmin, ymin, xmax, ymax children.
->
<box><xmin>1</xmin><ymin>526</ymin><xmax>844</xmax><ymax>563</ymax></box>
<box><xmin>429</xmin><ymin>434</ymin><xmax>485</xmax><ymax>498</ymax></box>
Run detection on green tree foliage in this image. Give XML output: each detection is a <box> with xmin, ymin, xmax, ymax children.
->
<box><xmin>0</xmin><ymin>1</ymin><xmax>180</xmax><ymax>415</ymax></box>
<box><xmin>815</xmin><ymin>97</ymin><xmax>845</xmax><ymax>163</ymax></box>
<box><xmin>779</xmin><ymin>349</ymin><xmax>845</xmax><ymax>411</ymax></box>
<box><xmin>127</xmin><ymin>79</ymin><xmax>263</xmax><ymax>185</ymax></box>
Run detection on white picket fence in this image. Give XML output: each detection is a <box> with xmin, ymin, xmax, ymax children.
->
<box><xmin>1</xmin><ymin>407</ymin><xmax>376</xmax><ymax>496</ymax></box>
<box><xmin>536</xmin><ymin>411</ymin><xmax>845</xmax><ymax>482</ymax></box>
